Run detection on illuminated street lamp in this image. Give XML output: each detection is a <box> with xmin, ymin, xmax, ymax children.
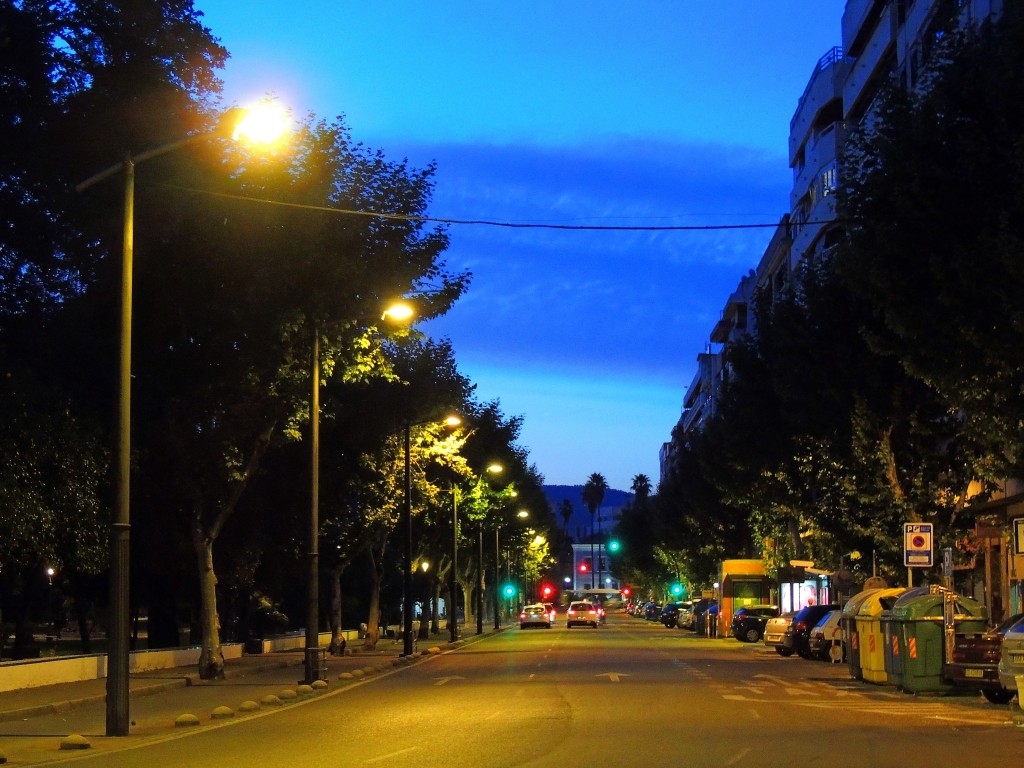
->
<box><xmin>472</xmin><ymin>463</ymin><xmax>502</xmax><ymax>635</ymax></box>
<box><xmin>403</xmin><ymin>415</ymin><xmax>461</xmax><ymax>656</ymax></box>
<box><xmin>305</xmin><ymin>301</ymin><xmax>413</xmax><ymax>683</ymax></box>
<box><xmin>76</xmin><ymin>102</ymin><xmax>289</xmax><ymax>737</ymax></box>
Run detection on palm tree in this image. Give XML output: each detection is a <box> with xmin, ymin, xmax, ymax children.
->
<box><xmin>559</xmin><ymin>499</ymin><xmax>573</xmax><ymax>533</ymax></box>
<box><xmin>581</xmin><ymin>473</ymin><xmax>608</xmax><ymax>589</ymax></box>
<box><xmin>631</xmin><ymin>474</ymin><xmax>652</xmax><ymax>506</ymax></box>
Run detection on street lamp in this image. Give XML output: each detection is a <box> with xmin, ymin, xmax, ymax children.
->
<box><xmin>469</xmin><ymin>462</ymin><xmax>502</xmax><ymax>636</ymax></box>
<box><xmin>449</xmin><ymin>486</ymin><xmax>459</xmax><ymax>643</ymax></box>
<box><xmin>76</xmin><ymin>103</ymin><xmax>289</xmax><ymax>737</ymax></box>
<box><xmin>305</xmin><ymin>302</ymin><xmax>412</xmax><ymax>683</ymax></box>
<box><xmin>403</xmin><ymin>415</ymin><xmax>460</xmax><ymax>656</ymax></box>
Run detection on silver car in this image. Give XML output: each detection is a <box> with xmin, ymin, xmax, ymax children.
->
<box><xmin>997</xmin><ymin>614</ymin><xmax>1024</xmax><ymax>692</ymax></box>
<box><xmin>763</xmin><ymin>611</ymin><xmax>796</xmax><ymax>656</ymax></box>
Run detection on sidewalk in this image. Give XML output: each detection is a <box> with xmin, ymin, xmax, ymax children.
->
<box><xmin>0</xmin><ymin>629</ymin><xmax>483</xmax><ymax>725</ymax></box>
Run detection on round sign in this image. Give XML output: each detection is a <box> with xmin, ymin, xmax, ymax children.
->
<box><xmin>912</xmin><ymin>535</ymin><xmax>926</xmax><ymax>547</ymax></box>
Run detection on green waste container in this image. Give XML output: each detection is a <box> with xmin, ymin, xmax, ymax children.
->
<box><xmin>857</xmin><ymin>588</ymin><xmax>907</xmax><ymax>684</ymax></box>
<box><xmin>890</xmin><ymin>587</ymin><xmax>988</xmax><ymax>693</ymax></box>
<box><xmin>842</xmin><ymin>589</ymin><xmax>882</xmax><ymax>681</ymax></box>
<box><xmin>883</xmin><ymin>586</ymin><xmax>931</xmax><ymax>688</ymax></box>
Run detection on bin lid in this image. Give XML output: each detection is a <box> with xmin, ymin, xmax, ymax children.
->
<box><xmin>891</xmin><ymin>590</ymin><xmax>987</xmax><ymax>621</ymax></box>
<box><xmin>855</xmin><ymin>587</ymin><xmax>908</xmax><ymax>618</ymax></box>
<box><xmin>842</xmin><ymin>588</ymin><xmax>883</xmax><ymax>617</ymax></box>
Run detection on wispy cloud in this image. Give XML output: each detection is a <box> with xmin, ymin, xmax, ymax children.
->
<box><xmin>411</xmin><ymin>137</ymin><xmax>787</xmax><ymax>383</ymax></box>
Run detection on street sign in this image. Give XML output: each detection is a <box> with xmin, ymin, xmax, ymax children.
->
<box><xmin>904</xmin><ymin>523</ymin><xmax>934</xmax><ymax>567</ymax></box>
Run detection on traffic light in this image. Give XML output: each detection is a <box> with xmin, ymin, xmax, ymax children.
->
<box><xmin>502</xmin><ymin>584</ymin><xmax>515</xmax><ymax>598</ymax></box>
<box><xmin>671</xmin><ymin>583</ymin><xmax>683</xmax><ymax>596</ymax></box>
<box><xmin>608</xmin><ymin>539</ymin><xmax>620</xmax><ymax>552</ymax></box>
<box><xmin>541</xmin><ymin>584</ymin><xmax>554</xmax><ymax>599</ymax></box>
<box><xmin>578</xmin><ymin>560</ymin><xmax>589</xmax><ymax>574</ymax></box>
<box><xmin>622</xmin><ymin>586</ymin><xmax>631</xmax><ymax>597</ymax></box>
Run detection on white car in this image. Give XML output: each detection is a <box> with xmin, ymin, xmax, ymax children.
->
<box><xmin>566</xmin><ymin>601</ymin><xmax>600</xmax><ymax>629</ymax></box>
<box><xmin>808</xmin><ymin>609</ymin><xmax>845</xmax><ymax>661</ymax></box>
<box><xmin>519</xmin><ymin>604</ymin><xmax>552</xmax><ymax>629</ymax></box>
<box><xmin>997</xmin><ymin>615</ymin><xmax>1024</xmax><ymax>692</ymax></box>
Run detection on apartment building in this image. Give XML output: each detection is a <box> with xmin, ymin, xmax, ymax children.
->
<box><xmin>667</xmin><ymin>0</ymin><xmax>1018</xmax><ymax>616</ymax></box>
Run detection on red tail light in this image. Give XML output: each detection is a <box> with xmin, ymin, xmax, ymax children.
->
<box><xmin>795</xmin><ymin>621</ymin><xmax>808</xmax><ymax>632</ymax></box>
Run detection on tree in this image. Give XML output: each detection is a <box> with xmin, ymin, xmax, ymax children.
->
<box><xmin>837</xmin><ymin>4</ymin><xmax>1024</xmax><ymax>477</ymax></box>
<box><xmin>0</xmin><ymin>356</ymin><xmax>108</xmax><ymax>650</ymax></box>
<box><xmin>559</xmin><ymin>499</ymin><xmax>573</xmax><ymax>533</ymax></box>
<box><xmin>630</xmin><ymin>474</ymin><xmax>652</xmax><ymax>506</ymax></box>
<box><xmin>581</xmin><ymin>472</ymin><xmax>608</xmax><ymax>586</ymax></box>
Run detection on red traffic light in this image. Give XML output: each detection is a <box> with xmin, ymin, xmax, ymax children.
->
<box><xmin>541</xmin><ymin>585</ymin><xmax>554</xmax><ymax>598</ymax></box>
<box><xmin>578</xmin><ymin>562</ymin><xmax>589</xmax><ymax>573</ymax></box>
<box><xmin>622</xmin><ymin>587</ymin><xmax>631</xmax><ymax>596</ymax></box>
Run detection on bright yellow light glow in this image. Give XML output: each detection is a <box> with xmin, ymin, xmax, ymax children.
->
<box><xmin>382</xmin><ymin>302</ymin><xmax>415</xmax><ymax>322</ymax></box>
<box><xmin>232</xmin><ymin>102</ymin><xmax>291</xmax><ymax>148</ymax></box>
<box><xmin>487</xmin><ymin>463</ymin><xmax>503</xmax><ymax>473</ymax></box>
<box><xmin>517</xmin><ymin>510</ymin><xmax>529</xmax><ymax>518</ymax></box>
<box><xmin>445</xmin><ymin>416</ymin><xmax>462</xmax><ymax>427</ymax></box>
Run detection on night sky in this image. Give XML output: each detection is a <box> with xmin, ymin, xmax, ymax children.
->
<box><xmin>195</xmin><ymin>0</ymin><xmax>847</xmax><ymax>490</ymax></box>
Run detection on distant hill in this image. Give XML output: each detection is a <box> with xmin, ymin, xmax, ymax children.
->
<box><xmin>543</xmin><ymin>484</ymin><xmax>632</xmax><ymax>541</ymax></box>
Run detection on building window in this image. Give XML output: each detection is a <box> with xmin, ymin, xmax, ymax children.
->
<box><xmin>822</xmin><ymin>164</ymin><xmax>837</xmax><ymax>196</ymax></box>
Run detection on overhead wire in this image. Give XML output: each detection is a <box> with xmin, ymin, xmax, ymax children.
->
<box><xmin>147</xmin><ymin>181</ymin><xmax>839</xmax><ymax>232</ymax></box>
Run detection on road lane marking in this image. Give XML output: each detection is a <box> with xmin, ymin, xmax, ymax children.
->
<box><xmin>595</xmin><ymin>672</ymin><xmax>629</xmax><ymax>682</ymax></box>
<box><xmin>433</xmin><ymin>676</ymin><xmax>464</xmax><ymax>686</ymax></box>
<box><xmin>724</xmin><ymin>747</ymin><xmax>751</xmax><ymax>766</ymax></box>
<box><xmin>366</xmin><ymin>747</ymin><xmax>418</xmax><ymax>764</ymax></box>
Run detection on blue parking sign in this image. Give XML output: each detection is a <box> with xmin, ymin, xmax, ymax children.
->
<box><xmin>904</xmin><ymin>522</ymin><xmax>934</xmax><ymax>567</ymax></box>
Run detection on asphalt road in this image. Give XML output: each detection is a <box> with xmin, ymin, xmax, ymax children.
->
<box><xmin>5</xmin><ymin>613</ymin><xmax>1021</xmax><ymax>767</ymax></box>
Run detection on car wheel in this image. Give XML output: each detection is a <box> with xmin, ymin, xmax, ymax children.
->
<box><xmin>775</xmin><ymin>646</ymin><xmax>794</xmax><ymax>657</ymax></box>
<box><xmin>744</xmin><ymin>627</ymin><xmax>760</xmax><ymax>643</ymax></box>
<box><xmin>983</xmin><ymin>687</ymin><xmax>1015</xmax><ymax>705</ymax></box>
<box><xmin>797</xmin><ymin>648</ymin><xmax>813</xmax><ymax>660</ymax></box>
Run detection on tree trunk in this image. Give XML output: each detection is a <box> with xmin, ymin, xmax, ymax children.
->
<box><xmin>328</xmin><ymin>564</ymin><xmax>346</xmax><ymax>654</ymax></box>
<box><xmin>192</xmin><ymin>522</ymin><xmax>224</xmax><ymax>680</ymax></box>
<box><xmin>363</xmin><ymin>549</ymin><xmax>381</xmax><ymax>649</ymax></box>
<box><xmin>430</xmin><ymin>579</ymin><xmax>441</xmax><ymax>634</ymax></box>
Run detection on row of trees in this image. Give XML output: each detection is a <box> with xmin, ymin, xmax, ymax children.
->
<box><xmin>613</xmin><ymin>5</ymin><xmax>1024</xmax><ymax>595</ymax></box>
<box><xmin>0</xmin><ymin>1</ymin><xmax>553</xmax><ymax>676</ymax></box>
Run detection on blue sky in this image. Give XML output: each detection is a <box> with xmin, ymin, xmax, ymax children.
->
<box><xmin>195</xmin><ymin>1</ymin><xmax>847</xmax><ymax>491</ymax></box>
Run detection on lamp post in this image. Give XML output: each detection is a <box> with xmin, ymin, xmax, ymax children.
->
<box><xmin>303</xmin><ymin>330</ymin><xmax>322</xmax><ymax>684</ymax></box>
<box><xmin>75</xmin><ymin>104</ymin><xmax>289</xmax><ymax>737</ymax></box>
<box><xmin>449</xmin><ymin>487</ymin><xmax>459</xmax><ymax>643</ymax></box>
<box><xmin>402</xmin><ymin>414</ymin><xmax>460</xmax><ymax>656</ymax></box>
<box><xmin>477</xmin><ymin>527</ymin><xmax>484</xmax><ymax>635</ymax></box>
<box><xmin>306</xmin><ymin>303</ymin><xmax>413</xmax><ymax>681</ymax></box>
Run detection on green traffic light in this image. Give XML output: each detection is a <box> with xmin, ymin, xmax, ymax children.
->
<box><xmin>503</xmin><ymin>584</ymin><xmax>515</xmax><ymax>597</ymax></box>
<box><xmin>671</xmin><ymin>583</ymin><xmax>682</xmax><ymax>595</ymax></box>
<box><xmin>608</xmin><ymin>540</ymin><xmax>620</xmax><ymax>552</ymax></box>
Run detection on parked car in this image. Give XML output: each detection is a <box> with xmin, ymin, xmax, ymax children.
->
<box><xmin>999</xmin><ymin>614</ymin><xmax>1024</xmax><ymax>693</ymax></box>
<box><xmin>807</xmin><ymin>609</ymin><xmax>845</xmax><ymax>661</ymax></box>
<box><xmin>519</xmin><ymin>604</ymin><xmax>552</xmax><ymax>629</ymax></box>
<box><xmin>764</xmin><ymin>612</ymin><xmax>797</xmax><ymax>655</ymax></box>
<box><xmin>784</xmin><ymin>604</ymin><xmax>842</xmax><ymax>659</ymax></box>
<box><xmin>691</xmin><ymin>598</ymin><xmax>718</xmax><ymax>634</ymax></box>
<box><xmin>731</xmin><ymin>605</ymin><xmax>780</xmax><ymax>643</ymax></box>
<box><xmin>947</xmin><ymin>612</ymin><xmax>1023</xmax><ymax>703</ymax></box>
<box><xmin>661</xmin><ymin>602</ymin><xmax>685</xmax><ymax>628</ymax></box>
<box><xmin>674</xmin><ymin>601</ymin><xmax>695</xmax><ymax>629</ymax></box>
<box><xmin>644</xmin><ymin>602</ymin><xmax>663</xmax><ymax>621</ymax></box>
<box><xmin>566</xmin><ymin>601</ymin><xmax>600</xmax><ymax>629</ymax></box>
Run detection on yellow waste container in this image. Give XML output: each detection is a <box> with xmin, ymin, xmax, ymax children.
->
<box><xmin>842</xmin><ymin>589</ymin><xmax>882</xmax><ymax>681</ymax></box>
<box><xmin>856</xmin><ymin>587</ymin><xmax>907</xmax><ymax>684</ymax></box>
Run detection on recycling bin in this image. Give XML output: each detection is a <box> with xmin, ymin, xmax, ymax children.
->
<box><xmin>891</xmin><ymin>587</ymin><xmax>988</xmax><ymax>693</ymax></box>
<box><xmin>857</xmin><ymin>587</ymin><xmax>907</xmax><ymax>684</ymax></box>
<box><xmin>883</xmin><ymin>586</ymin><xmax>931</xmax><ymax>689</ymax></box>
<box><xmin>842</xmin><ymin>589</ymin><xmax>882</xmax><ymax>681</ymax></box>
